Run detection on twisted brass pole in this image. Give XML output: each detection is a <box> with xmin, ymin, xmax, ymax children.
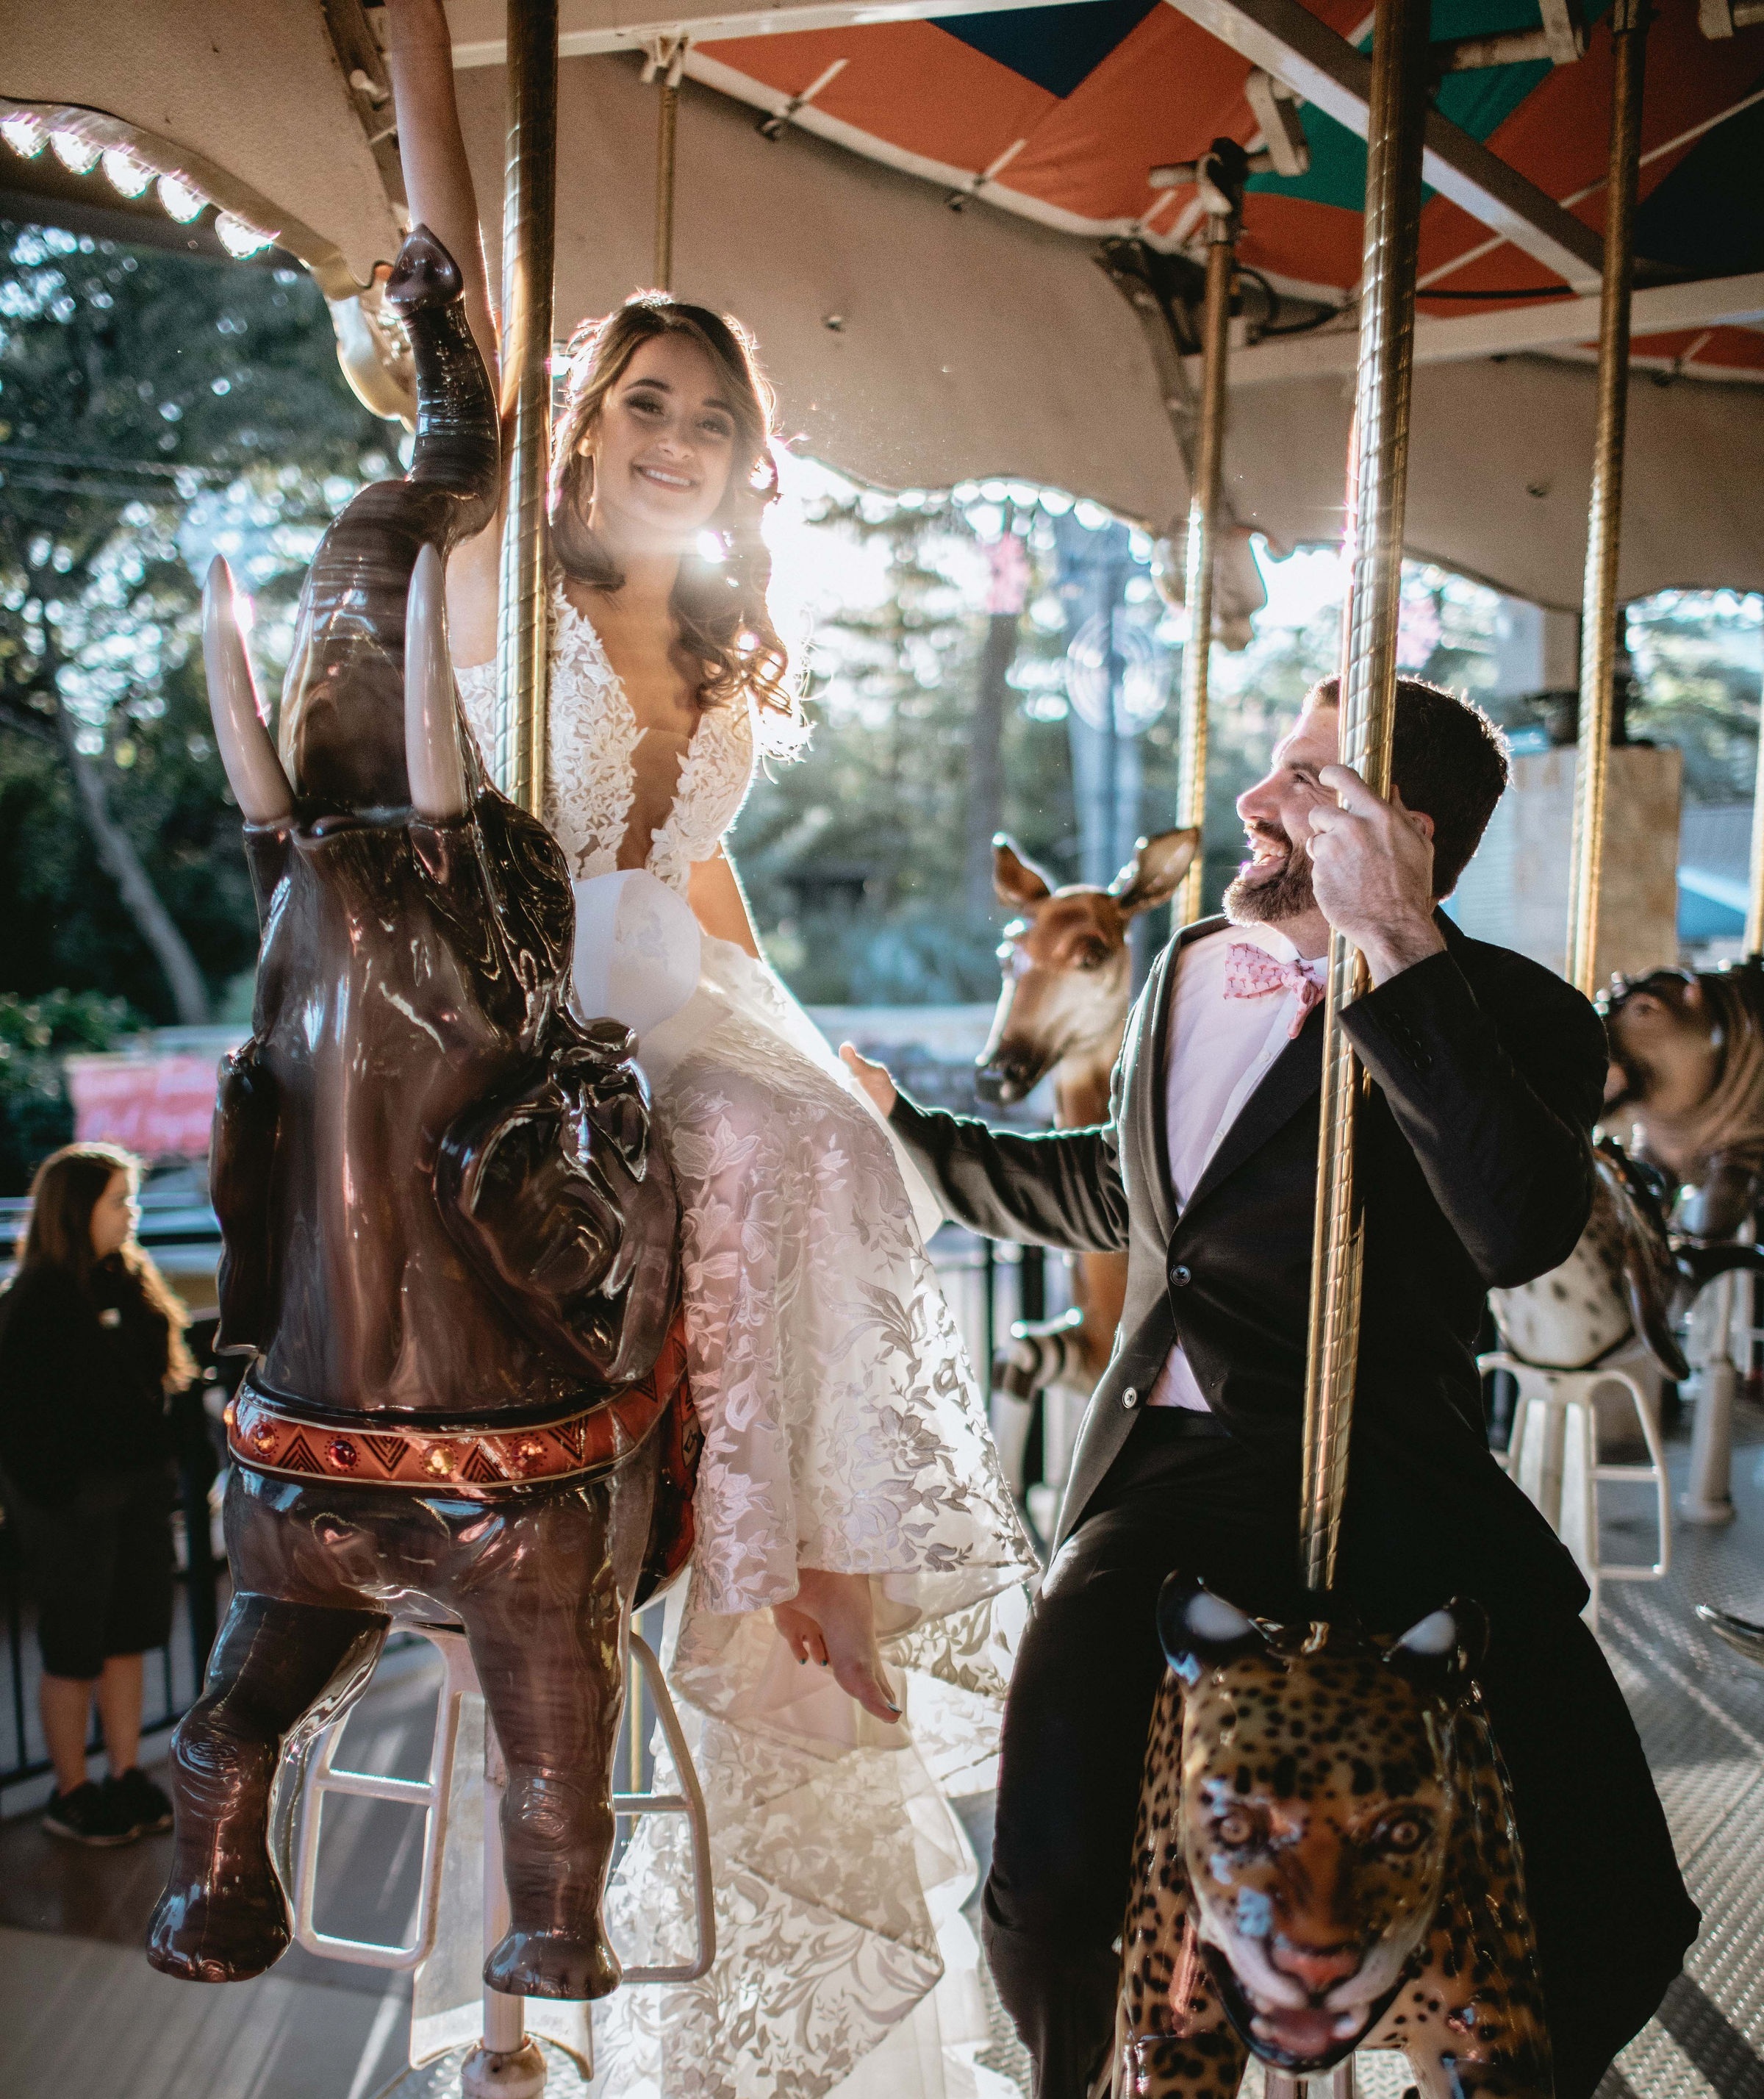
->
<box><xmin>1564</xmin><ymin>0</ymin><xmax>1649</xmax><ymax>997</ymax></box>
<box><xmin>652</xmin><ymin>40</ymin><xmax>686</xmax><ymax>293</ymax></box>
<box><xmin>1747</xmin><ymin>654</ymin><xmax>1764</xmax><ymax>958</ymax></box>
<box><xmin>1298</xmin><ymin>0</ymin><xmax>1428</xmax><ymax>1596</ymax></box>
<box><xmin>495</xmin><ymin>0</ymin><xmax>557</xmax><ymax>818</ymax></box>
<box><xmin>1175</xmin><ymin>195</ymin><xmax>1237</xmax><ymax>928</ymax></box>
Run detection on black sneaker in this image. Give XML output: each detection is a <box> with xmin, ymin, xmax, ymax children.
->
<box><xmin>43</xmin><ymin>1780</ymin><xmax>136</xmax><ymax>1847</ymax></box>
<box><xmin>108</xmin><ymin>1766</ymin><xmax>175</xmax><ymax>1837</ymax></box>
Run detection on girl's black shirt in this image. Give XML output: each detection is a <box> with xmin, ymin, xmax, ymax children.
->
<box><xmin>0</xmin><ymin>1255</ymin><xmax>175</xmax><ymax>1508</ymax></box>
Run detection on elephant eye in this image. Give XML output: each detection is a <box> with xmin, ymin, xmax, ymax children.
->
<box><xmin>1216</xmin><ymin>1806</ymin><xmax>1258</xmax><ymax>1848</ymax></box>
<box><xmin>1375</xmin><ymin>1811</ymin><xmax>1430</xmax><ymax>1854</ymax></box>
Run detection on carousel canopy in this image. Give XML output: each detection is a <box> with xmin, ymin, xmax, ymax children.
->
<box><xmin>2</xmin><ymin>0</ymin><xmax>1762</xmax><ymax>615</ymax></box>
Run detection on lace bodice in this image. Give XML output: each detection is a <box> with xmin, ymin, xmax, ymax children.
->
<box><xmin>456</xmin><ymin>578</ymin><xmax>756</xmax><ymax>894</ymax></box>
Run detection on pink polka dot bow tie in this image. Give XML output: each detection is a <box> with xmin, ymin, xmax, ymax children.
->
<box><xmin>1222</xmin><ymin>943</ymin><xmax>1326</xmax><ymax>1039</ymax></box>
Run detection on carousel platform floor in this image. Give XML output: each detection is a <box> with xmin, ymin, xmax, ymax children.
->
<box><xmin>1</xmin><ymin>1407</ymin><xmax>1762</xmax><ymax>2099</ymax></box>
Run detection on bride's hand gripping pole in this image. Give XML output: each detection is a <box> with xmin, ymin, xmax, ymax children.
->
<box><xmin>1299</xmin><ymin>0</ymin><xmax>1429</xmax><ymax>1597</ymax></box>
<box><xmin>495</xmin><ymin>0</ymin><xmax>558</xmax><ymax>818</ymax></box>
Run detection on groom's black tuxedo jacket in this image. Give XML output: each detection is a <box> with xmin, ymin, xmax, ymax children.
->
<box><xmin>892</xmin><ymin>913</ymin><xmax>1608</xmax><ymax>1623</ymax></box>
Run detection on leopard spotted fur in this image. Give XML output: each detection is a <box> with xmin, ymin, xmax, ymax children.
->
<box><xmin>1113</xmin><ymin>1585</ymin><xmax>1552</xmax><ymax>2099</ymax></box>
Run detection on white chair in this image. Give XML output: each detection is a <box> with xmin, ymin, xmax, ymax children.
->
<box><xmin>284</xmin><ymin>1618</ymin><xmax>713</xmax><ymax>2097</ymax></box>
<box><xmin>1479</xmin><ymin>1351</ymin><xmax>1671</xmax><ymax>1627</ymax></box>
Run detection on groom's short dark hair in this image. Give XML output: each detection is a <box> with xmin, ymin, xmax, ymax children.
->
<box><xmin>1305</xmin><ymin>675</ymin><xmax>1509</xmax><ymax>897</ymax></box>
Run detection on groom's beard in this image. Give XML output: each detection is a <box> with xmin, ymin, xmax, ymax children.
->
<box><xmin>1222</xmin><ymin>828</ymin><xmax>1316</xmax><ymax>927</ymax></box>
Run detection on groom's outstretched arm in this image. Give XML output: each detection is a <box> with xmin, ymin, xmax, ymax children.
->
<box><xmin>842</xmin><ymin>1043</ymin><xmax>1130</xmax><ymax>1253</ymax></box>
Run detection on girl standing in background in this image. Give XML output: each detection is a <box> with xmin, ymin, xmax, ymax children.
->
<box><xmin>0</xmin><ymin>1143</ymin><xmax>192</xmax><ymax>1845</ymax></box>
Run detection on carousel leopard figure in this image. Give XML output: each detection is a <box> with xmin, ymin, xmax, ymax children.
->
<box><xmin>1114</xmin><ymin>1577</ymin><xmax>1552</xmax><ymax>2099</ymax></box>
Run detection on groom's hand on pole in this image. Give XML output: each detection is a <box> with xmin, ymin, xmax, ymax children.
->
<box><xmin>840</xmin><ymin>1043</ymin><xmax>897</xmax><ymax>1118</ymax></box>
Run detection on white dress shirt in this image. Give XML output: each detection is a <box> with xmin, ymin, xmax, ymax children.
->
<box><xmin>1146</xmin><ymin>921</ymin><xmax>1327</xmax><ymax>1410</ymax></box>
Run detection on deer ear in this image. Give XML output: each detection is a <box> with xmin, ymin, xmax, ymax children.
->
<box><xmin>1109</xmin><ymin>827</ymin><xmax>1201</xmax><ymax>915</ymax></box>
<box><xmin>1158</xmin><ymin>1573</ymin><xmax>1269</xmax><ymax>1684</ymax></box>
<box><xmin>993</xmin><ymin>834</ymin><xmax>1057</xmax><ymax>906</ymax></box>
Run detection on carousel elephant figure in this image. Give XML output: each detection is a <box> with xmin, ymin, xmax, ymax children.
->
<box><xmin>146</xmin><ymin>228</ymin><xmax>688</xmax><ymax>2001</ymax></box>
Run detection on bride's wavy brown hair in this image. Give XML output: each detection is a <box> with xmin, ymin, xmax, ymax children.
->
<box><xmin>549</xmin><ymin>294</ymin><xmax>796</xmax><ymax>726</ymax></box>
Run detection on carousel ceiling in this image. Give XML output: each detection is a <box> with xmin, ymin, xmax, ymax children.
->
<box><xmin>1</xmin><ymin>0</ymin><xmax>1762</xmax><ymax>610</ymax></box>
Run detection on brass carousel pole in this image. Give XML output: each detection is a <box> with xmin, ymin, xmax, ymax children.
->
<box><xmin>1563</xmin><ymin>0</ymin><xmax>1649</xmax><ymax>998</ymax></box>
<box><xmin>1175</xmin><ymin>143</ymin><xmax>1247</xmax><ymax>928</ymax></box>
<box><xmin>475</xmin><ymin>5</ymin><xmax>558</xmax><ymax>2092</ymax></box>
<box><xmin>1748</xmin><ymin>658</ymin><xmax>1764</xmax><ymax>959</ymax></box>
<box><xmin>495</xmin><ymin>0</ymin><xmax>558</xmax><ymax>819</ymax></box>
<box><xmin>648</xmin><ymin>39</ymin><xmax>687</xmax><ymax>293</ymax></box>
<box><xmin>1298</xmin><ymin>0</ymin><xmax>1429</xmax><ymax>1595</ymax></box>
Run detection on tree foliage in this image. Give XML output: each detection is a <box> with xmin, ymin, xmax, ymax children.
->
<box><xmin>0</xmin><ymin>221</ymin><xmax>389</xmax><ymax>1021</ymax></box>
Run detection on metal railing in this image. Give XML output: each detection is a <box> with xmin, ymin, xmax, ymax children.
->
<box><xmin>0</xmin><ymin>1436</ymin><xmax>227</xmax><ymax>1800</ymax></box>
<box><xmin>0</xmin><ymin>1193</ymin><xmax>1045</xmax><ymax>1801</ymax></box>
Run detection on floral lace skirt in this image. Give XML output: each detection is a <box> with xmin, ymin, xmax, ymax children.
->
<box><xmin>588</xmin><ymin>938</ymin><xmax>1035</xmax><ymax>2099</ymax></box>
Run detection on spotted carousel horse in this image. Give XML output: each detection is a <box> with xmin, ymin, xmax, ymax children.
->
<box><xmin>978</xmin><ymin>830</ymin><xmax>1198</xmax><ymax>1423</ymax></box>
<box><xmin>1604</xmin><ymin>960</ymin><xmax>1764</xmax><ymax>1240</ymax></box>
<box><xmin>146</xmin><ymin>229</ymin><xmax>690</xmax><ymax>2001</ymax></box>
<box><xmin>1113</xmin><ymin>1578</ymin><xmax>1552</xmax><ymax>2099</ymax></box>
<box><xmin>1488</xmin><ymin>1135</ymin><xmax>1764</xmax><ymax>1394</ymax></box>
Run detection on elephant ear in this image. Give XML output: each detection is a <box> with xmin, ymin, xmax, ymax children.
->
<box><xmin>436</xmin><ymin>1045</ymin><xmax>680</xmax><ymax>1388</ymax></box>
<box><xmin>211</xmin><ymin>1041</ymin><xmax>279</xmax><ymax>1356</ymax></box>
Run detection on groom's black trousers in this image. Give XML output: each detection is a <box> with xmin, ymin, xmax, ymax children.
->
<box><xmin>983</xmin><ymin>1411</ymin><xmax>1696</xmax><ymax>2099</ymax></box>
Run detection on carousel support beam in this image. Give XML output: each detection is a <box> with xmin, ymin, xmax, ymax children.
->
<box><xmin>495</xmin><ymin>0</ymin><xmax>558</xmax><ymax>818</ymax></box>
<box><xmin>1563</xmin><ymin>0</ymin><xmax>1649</xmax><ymax>998</ymax></box>
<box><xmin>1164</xmin><ymin>0</ymin><xmax>1604</xmax><ymax>292</ymax></box>
<box><xmin>1299</xmin><ymin>0</ymin><xmax>1429</xmax><ymax>1595</ymax></box>
<box><xmin>1216</xmin><ymin>268</ymin><xmax>1764</xmax><ymax>387</ymax></box>
<box><xmin>1168</xmin><ymin>141</ymin><xmax>1248</xmax><ymax>926</ymax></box>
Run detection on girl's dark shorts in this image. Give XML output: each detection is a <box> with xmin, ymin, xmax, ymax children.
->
<box><xmin>17</xmin><ymin>1465</ymin><xmax>176</xmax><ymax>1679</ymax></box>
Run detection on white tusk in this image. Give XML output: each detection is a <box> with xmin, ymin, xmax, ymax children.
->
<box><xmin>203</xmin><ymin>557</ymin><xmax>293</xmax><ymax>823</ymax></box>
<box><xmin>404</xmin><ymin>542</ymin><xmax>467</xmax><ymax>820</ymax></box>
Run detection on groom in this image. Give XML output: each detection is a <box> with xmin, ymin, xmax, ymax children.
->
<box><xmin>842</xmin><ymin>676</ymin><xmax>1696</xmax><ymax>2099</ymax></box>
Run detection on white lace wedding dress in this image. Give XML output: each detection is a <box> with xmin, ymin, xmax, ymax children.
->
<box><xmin>458</xmin><ymin>582</ymin><xmax>1035</xmax><ymax>2099</ymax></box>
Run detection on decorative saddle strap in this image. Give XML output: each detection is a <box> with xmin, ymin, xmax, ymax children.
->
<box><xmin>226</xmin><ymin>1317</ymin><xmax>690</xmax><ymax>1496</ymax></box>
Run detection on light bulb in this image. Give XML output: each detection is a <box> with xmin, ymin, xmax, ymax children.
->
<box><xmin>157</xmin><ymin>174</ymin><xmax>204</xmax><ymax>224</ymax></box>
<box><xmin>215</xmin><ymin>212</ymin><xmax>273</xmax><ymax>260</ymax></box>
<box><xmin>0</xmin><ymin>112</ymin><xmax>47</xmax><ymax>158</ymax></box>
<box><xmin>101</xmin><ymin>147</ymin><xmax>152</xmax><ymax>198</ymax></box>
<box><xmin>49</xmin><ymin>129</ymin><xmax>101</xmax><ymax>175</ymax></box>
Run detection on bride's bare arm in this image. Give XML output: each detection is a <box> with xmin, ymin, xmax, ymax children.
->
<box><xmin>383</xmin><ymin>0</ymin><xmax>502</xmax><ymax>664</ymax></box>
<box><xmin>686</xmin><ymin>848</ymin><xmax>763</xmax><ymax>958</ymax></box>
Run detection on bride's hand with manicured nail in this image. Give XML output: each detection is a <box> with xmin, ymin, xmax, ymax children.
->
<box><xmin>772</xmin><ymin>1567</ymin><xmax>901</xmax><ymax>1723</ymax></box>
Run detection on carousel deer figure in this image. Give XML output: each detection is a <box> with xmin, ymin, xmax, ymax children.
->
<box><xmin>976</xmin><ymin>829</ymin><xmax>1198</xmax><ymax>1491</ymax></box>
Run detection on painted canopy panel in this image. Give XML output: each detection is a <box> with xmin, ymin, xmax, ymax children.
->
<box><xmin>0</xmin><ymin>0</ymin><xmax>397</xmax><ymax>286</ymax></box>
<box><xmin>700</xmin><ymin>0</ymin><xmax>1764</xmax><ymax>368</ymax></box>
<box><xmin>1</xmin><ymin>0</ymin><xmax>1760</xmax><ymax>598</ymax></box>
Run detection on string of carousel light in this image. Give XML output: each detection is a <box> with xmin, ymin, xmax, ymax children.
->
<box><xmin>0</xmin><ymin>109</ymin><xmax>276</xmax><ymax>260</ymax></box>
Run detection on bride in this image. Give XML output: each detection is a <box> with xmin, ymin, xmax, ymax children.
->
<box><xmin>384</xmin><ymin>10</ymin><xmax>1035</xmax><ymax>2095</ymax></box>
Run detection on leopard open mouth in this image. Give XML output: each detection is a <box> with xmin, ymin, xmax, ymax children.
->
<box><xmin>1200</xmin><ymin>1942</ymin><xmax>1401</xmax><ymax>2073</ymax></box>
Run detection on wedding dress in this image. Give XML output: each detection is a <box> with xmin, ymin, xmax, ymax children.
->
<box><xmin>457</xmin><ymin>581</ymin><xmax>1035</xmax><ymax>2099</ymax></box>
